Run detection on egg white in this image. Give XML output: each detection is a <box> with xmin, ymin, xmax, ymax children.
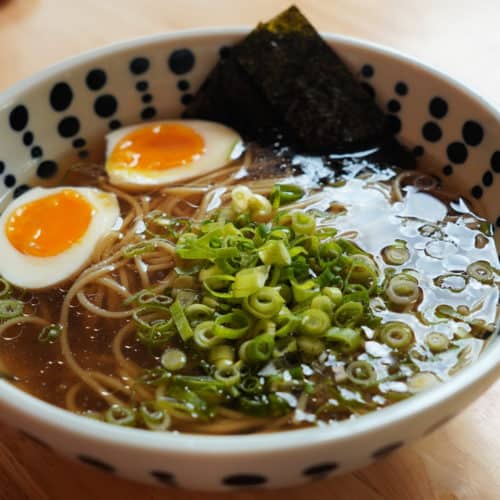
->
<box><xmin>105</xmin><ymin>119</ymin><xmax>242</xmax><ymax>191</ymax></box>
<box><xmin>0</xmin><ymin>187</ymin><xmax>119</xmax><ymax>289</ymax></box>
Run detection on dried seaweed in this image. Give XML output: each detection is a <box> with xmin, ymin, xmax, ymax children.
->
<box><xmin>184</xmin><ymin>6</ymin><xmax>391</xmax><ymax>154</ymax></box>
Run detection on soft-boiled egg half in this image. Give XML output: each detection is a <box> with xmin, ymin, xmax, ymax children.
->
<box><xmin>105</xmin><ymin>120</ymin><xmax>242</xmax><ymax>190</ymax></box>
<box><xmin>0</xmin><ymin>187</ymin><xmax>119</xmax><ymax>289</ymax></box>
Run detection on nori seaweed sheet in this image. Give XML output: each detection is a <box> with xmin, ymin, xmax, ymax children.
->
<box><xmin>184</xmin><ymin>6</ymin><xmax>391</xmax><ymax>154</ymax></box>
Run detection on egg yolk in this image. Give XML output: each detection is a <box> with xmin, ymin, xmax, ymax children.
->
<box><xmin>109</xmin><ymin>123</ymin><xmax>205</xmax><ymax>171</ymax></box>
<box><xmin>6</xmin><ymin>190</ymin><xmax>93</xmax><ymax>257</ymax></box>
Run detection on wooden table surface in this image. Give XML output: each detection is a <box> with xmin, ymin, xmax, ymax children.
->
<box><xmin>0</xmin><ymin>0</ymin><xmax>499</xmax><ymax>499</ymax></box>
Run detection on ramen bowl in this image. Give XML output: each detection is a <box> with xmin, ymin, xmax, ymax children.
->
<box><xmin>0</xmin><ymin>29</ymin><xmax>498</xmax><ymax>491</ymax></box>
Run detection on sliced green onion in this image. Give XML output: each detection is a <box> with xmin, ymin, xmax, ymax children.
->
<box><xmin>322</xmin><ymin>286</ymin><xmax>343</xmax><ymax>306</ymax></box>
<box><xmin>347</xmin><ymin>255</ymin><xmax>378</xmax><ymax>290</ymax></box>
<box><xmin>203</xmin><ymin>274</ymin><xmax>235</xmax><ymax>299</ymax></box>
<box><xmin>0</xmin><ymin>299</ymin><xmax>23</xmax><ymax>319</ymax></box>
<box><xmin>248</xmin><ymin>194</ymin><xmax>273</xmax><ymax>222</ymax></box>
<box><xmin>38</xmin><ymin>323</ymin><xmax>62</xmax><ymax>344</ymax></box>
<box><xmin>209</xmin><ymin>344</ymin><xmax>235</xmax><ymax>369</ymax></box>
<box><xmin>0</xmin><ymin>278</ymin><xmax>11</xmax><ymax>299</ymax></box>
<box><xmin>232</xmin><ymin>265</ymin><xmax>270</xmax><ymax>298</ymax></box>
<box><xmin>466</xmin><ymin>260</ymin><xmax>494</xmax><ymax>284</ymax></box>
<box><xmin>325</xmin><ymin>327</ymin><xmax>362</xmax><ymax>353</ymax></box>
<box><xmin>291</xmin><ymin>212</ymin><xmax>316</xmax><ymax>235</ymax></box>
<box><xmin>185</xmin><ymin>304</ymin><xmax>214</xmax><ymax>325</ymax></box>
<box><xmin>269</xmin><ymin>184</ymin><xmax>304</xmax><ymax>208</ymax></box>
<box><xmin>433</xmin><ymin>273</ymin><xmax>468</xmax><ymax>293</ymax></box>
<box><xmin>425</xmin><ymin>332</ymin><xmax>450</xmax><ymax>353</ymax></box>
<box><xmin>258</xmin><ymin>239</ymin><xmax>291</xmax><ymax>266</ymax></box>
<box><xmin>139</xmin><ymin>402</ymin><xmax>171</xmax><ymax>431</ymax></box>
<box><xmin>170</xmin><ymin>300</ymin><xmax>193</xmax><ymax>342</ymax></box>
<box><xmin>243</xmin><ymin>287</ymin><xmax>284</xmax><ymax>319</ymax></box>
<box><xmin>300</xmin><ymin>309</ymin><xmax>331</xmax><ymax>336</ymax></box>
<box><xmin>105</xmin><ymin>405</ymin><xmax>136</xmax><ymax>427</ymax></box>
<box><xmin>334</xmin><ymin>301</ymin><xmax>364</xmax><ymax>327</ymax></box>
<box><xmin>193</xmin><ymin>321</ymin><xmax>221</xmax><ymax>350</ymax></box>
<box><xmin>122</xmin><ymin>240</ymin><xmax>156</xmax><ymax>258</ymax></box>
<box><xmin>346</xmin><ymin>360</ymin><xmax>377</xmax><ymax>386</ymax></box>
<box><xmin>161</xmin><ymin>348</ymin><xmax>187</xmax><ymax>371</ymax></box>
<box><xmin>297</xmin><ymin>336</ymin><xmax>325</xmax><ymax>357</ymax></box>
<box><xmin>386</xmin><ymin>273</ymin><xmax>420</xmax><ymax>306</ymax></box>
<box><xmin>311</xmin><ymin>295</ymin><xmax>334</xmax><ymax>318</ymax></box>
<box><xmin>380</xmin><ymin>322</ymin><xmax>414</xmax><ymax>349</ymax></box>
<box><xmin>381</xmin><ymin>241</ymin><xmax>409</xmax><ymax>265</ymax></box>
<box><xmin>214</xmin><ymin>364</ymin><xmax>241</xmax><ymax>386</ymax></box>
<box><xmin>231</xmin><ymin>185</ymin><xmax>253</xmax><ymax>213</ymax></box>
<box><xmin>273</xmin><ymin>337</ymin><xmax>298</xmax><ymax>358</ymax></box>
<box><xmin>214</xmin><ymin>311</ymin><xmax>250</xmax><ymax>339</ymax></box>
<box><xmin>239</xmin><ymin>375</ymin><xmax>263</xmax><ymax>394</ymax></box>
<box><xmin>292</xmin><ymin>279</ymin><xmax>319</xmax><ymax>303</ymax></box>
<box><xmin>242</xmin><ymin>333</ymin><xmax>275</xmax><ymax>364</ymax></box>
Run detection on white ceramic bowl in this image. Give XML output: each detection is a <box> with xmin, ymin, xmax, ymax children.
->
<box><xmin>0</xmin><ymin>29</ymin><xmax>499</xmax><ymax>491</ymax></box>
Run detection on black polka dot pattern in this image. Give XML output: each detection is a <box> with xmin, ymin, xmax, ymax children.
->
<box><xmin>23</xmin><ymin>131</ymin><xmax>34</xmax><ymax>146</ymax></box>
<box><xmin>462</xmin><ymin>120</ymin><xmax>483</xmax><ymax>146</ymax></box>
<box><xmin>483</xmin><ymin>171</ymin><xmax>493</xmax><ymax>187</ymax></box>
<box><xmin>372</xmin><ymin>442</ymin><xmax>404</xmax><ymax>459</ymax></box>
<box><xmin>136</xmin><ymin>80</ymin><xmax>148</xmax><ymax>92</ymax></box>
<box><xmin>429</xmin><ymin>97</ymin><xmax>448</xmax><ymax>118</ymax></box>
<box><xmin>72</xmin><ymin>138</ymin><xmax>86</xmax><ymax>148</ymax></box>
<box><xmin>130</xmin><ymin>57</ymin><xmax>150</xmax><ymax>75</ymax></box>
<box><xmin>491</xmin><ymin>151</ymin><xmax>500</xmax><ymax>173</ymax></box>
<box><xmin>387</xmin><ymin>99</ymin><xmax>401</xmax><ymax>113</ymax></box>
<box><xmin>31</xmin><ymin>146</ymin><xmax>43</xmax><ymax>158</ymax></box>
<box><xmin>37</xmin><ymin>160</ymin><xmax>58</xmax><ymax>179</ymax></box>
<box><xmin>77</xmin><ymin>455</ymin><xmax>115</xmax><ymax>473</ymax></box>
<box><xmin>13</xmin><ymin>184</ymin><xmax>31</xmax><ymax>199</ymax></box>
<box><xmin>168</xmin><ymin>48</ymin><xmax>195</xmax><ymax>75</ymax></box>
<box><xmin>303</xmin><ymin>462</ymin><xmax>338</xmax><ymax>478</ymax></box>
<box><xmin>86</xmin><ymin>69</ymin><xmax>107</xmax><ymax>91</ymax></box>
<box><xmin>142</xmin><ymin>94</ymin><xmax>153</xmax><ymax>104</ymax></box>
<box><xmin>58</xmin><ymin>116</ymin><xmax>80</xmax><ymax>138</ymax></box>
<box><xmin>442</xmin><ymin>165</ymin><xmax>453</xmax><ymax>176</ymax></box>
<box><xmin>0</xmin><ymin>161</ymin><xmax>5</xmax><ymax>175</ymax></box>
<box><xmin>413</xmin><ymin>146</ymin><xmax>425</xmax><ymax>157</ymax></box>
<box><xmin>4</xmin><ymin>174</ymin><xmax>16</xmax><ymax>188</ymax></box>
<box><xmin>50</xmin><ymin>82</ymin><xmax>73</xmax><ymax>111</ymax></box>
<box><xmin>109</xmin><ymin>120</ymin><xmax>121</xmax><ymax>130</ymax></box>
<box><xmin>141</xmin><ymin>107</ymin><xmax>157</xmax><ymax>120</ymax></box>
<box><xmin>447</xmin><ymin>142</ymin><xmax>468</xmax><ymax>164</ymax></box>
<box><xmin>386</xmin><ymin>114</ymin><xmax>401</xmax><ymax>134</ymax></box>
<box><xmin>361</xmin><ymin>64</ymin><xmax>374</xmax><ymax>78</ymax></box>
<box><xmin>94</xmin><ymin>94</ymin><xmax>118</xmax><ymax>118</ymax></box>
<box><xmin>471</xmin><ymin>185</ymin><xmax>483</xmax><ymax>199</ymax></box>
<box><xmin>150</xmin><ymin>470</ymin><xmax>177</xmax><ymax>486</ymax></box>
<box><xmin>395</xmin><ymin>82</ymin><xmax>408</xmax><ymax>96</ymax></box>
<box><xmin>177</xmin><ymin>80</ymin><xmax>190</xmax><ymax>91</ymax></box>
<box><xmin>9</xmin><ymin>105</ymin><xmax>29</xmax><ymax>131</ymax></box>
<box><xmin>422</xmin><ymin>121</ymin><xmax>442</xmax><ymax>142</ymax></box>
<box><xmin>222</xmin><ymin>474</ymin><xmax>267</xmax><ymax>487</ymax></box>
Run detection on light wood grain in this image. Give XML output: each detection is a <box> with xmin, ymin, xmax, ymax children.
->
<box><xmin>0</xmin><ymin>1</ymin><xmax>499</xmax><ymax>499</ymax></box>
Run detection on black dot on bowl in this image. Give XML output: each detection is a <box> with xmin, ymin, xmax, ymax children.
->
<box><xmin>141</xmin><ymin>93</ymin><xmax>153</xmax><ymax>103</ymax></box>
<box><xmin>141</xmin><ymin>107</ymin><xmax>157</xmax><ymax>120</ymax></box>
<box><xmin>37</xmin><ymin>160</ymin><xmax>58</xmax><ymax>179</ymax></box>
<box><xmin>395</xmin><ymin>82</ymin><xmax>408</xmax><ymax>96</ymax></box>
<box><xmin>30</xmin><ymin>146</ymin><xmax>43</xmax><ymax>158</ymax></box>
<box><xmin>130</xmin><ymin>57</ymin><xmax>150</xmax><ymax>75</ymax></box>
<box><xmin>413</xmin><ymin>145</ymin><xmax>424</xmax><ymax>157</ymax></box>
<box><xmin>13</xmin><ymin>184</ymin><xmax>31</xmax><ymax>199</ymax></box>
<box><xmin>77</xmin><ymin>455</ymin><xmax>115</xmax><ymax>474</ymax></box>
<box><xmin>9</xmin><ymin>105</ymin><xmax>29</xmax><ymax>131</ymax></box>
<box><xmin>491</xmin><ymin>151</ymin><xmax>500</xmax><ymax>173</ymax></box>
<box><xmin>181</xmin><ymin>93</ymin><xmax>194</xmax><ymax>106</ymax></box>
<box><xmin>429</xmin><ymin>97</ymin><xmax>448</xmax><ymax>119</ymax></box>
<box><xmin>177</xmin><ymin>80</ymin><xmax>190</xmax><ymax>91</ymax></box>
<box><xmin>19</xmin><ymin>430</ymin><xmax>49</xmax><ymax>448</ymax></box>
<box><xmin>360</xmin><ymin>82</ymin><xmax>375</xmax><ymax>99</ymax></box>
<box><xmin>483</xmin><ymin>171</ymin><xmax>494</xmax><ymax>187</ymax></box>
<box><xmin>387</xmin><ymin>99</ymin><xmax>400</xmax><ymax>113</ymax></box>
<box><xmin>86</xmin><ymin>69</ymin><xmax>107</xmax><ymax>91</ymax></box>
<box><xmin>49</xmin><ymin>82</ymin><xmax>73</xmax><ymax>112</ymax></box>
<box><xmin>57</xmin><ymin>116</ymin><xmax>80</xmax><ymax>138</ymax></box>
<box><xmin>168</xmin><ymin>49</ymin><xmax>195</xmax><ymax>75</ymax></box>
<box><xmin>471</xmin><ymin>185</ymin><xmax>483</xmax><ymax>199</ymax></box>
<box><xmin>361</xmin><ymin>64</ymin><xmax>374</xmax><ymax>78</ymax></box>
<box><xmin>4</xmin><ymin>174</ymin><xmax>16</xmax><ymax>188</ymax></box>
<box><xmin>72</xmin><ymin>138</ymin><xmax>86</xmax><ymax>148</ymax></box>
<box><xmin>22</xmin><ymin>131</ymin><xmax>34</xmax><ymax>146</ymax></box>
<box><xmin>109</xmin><ymin>119</ymin><xmax>121</xmax><ymax>130</ymax></box>
<box><xmin>462</xmin><ymin>120</ymin><xmax>484</xmax><ymax>146</ymax></box>
<box><xmin>386</xmin><ymin>114</ymin><xmax>401</xmax><ymax>134</ymax></box>
<box><xmin>442</xmin><ymin>165</ymin><xmax>453</xmax><ymax>176</ymax></box>
<box><xmin>303</xmin><ymin>462</ymin><xmax>338</xmax><ymax>477</ymax></box>
<box><xmin>78</xmin><ymin>150</ymin><xmax>89</xmax><ymax>159</ymax></box>
<box><xmin>222</xmin><ymin>474</ymin><xmax>267</xmax><ymax>487</ymax></box>
<box><xmin>447</xmin><ymin>142</ymin><xmax>468</xmax><ymax>164</ymax></box>
<box><xmin>219</xmin><ymin>46</ymin><xmax>231</xmax><ymax>59</ymax></box>
<box><xmin>372</xmin><ymin>442</ymin><xmax>404</xmax><ymax>460</ymax></box>
<box><xmin>136</xmin><ymin>80</ymin><xmax>148</xmax><ymax>92</ymax></box>
<box><xmin>0</xmin><ymin>161</ymin><xmax>4</xmax><ymax>174</ymax></box>
<box><xmin>496</xmin><ymin>216</ymin><xmax>500</xmax><ymax>228</ymax></box>
<box><xmin>422</xmin><ymin>121</ymin><xmax>442</xmax><ymax>142</ymax></box>
<box><xmin>94</xmin><ymin>95</ymin><xmax>118</xmax><ymax>118</ymax></box>
<box><xmin>151</xmin><ymin>470</ymin><xmax>176</xmax><ymax>486</ymax></box>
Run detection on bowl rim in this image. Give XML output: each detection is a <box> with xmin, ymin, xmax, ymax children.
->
<box><xmin>0</xmin><ymin>27</ymin><xmax>499</xmax><ymax>456</ymax></box>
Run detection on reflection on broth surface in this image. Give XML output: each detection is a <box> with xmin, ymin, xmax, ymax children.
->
<box><xmin>0</xmin><ymin>145</ymin><xmax>498</xmax><ymax>434</ymax></box>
